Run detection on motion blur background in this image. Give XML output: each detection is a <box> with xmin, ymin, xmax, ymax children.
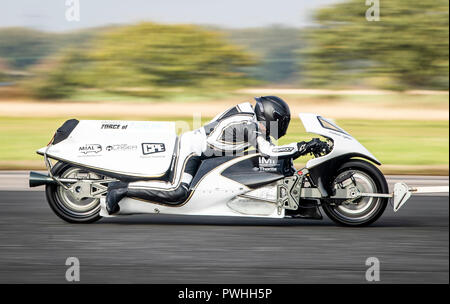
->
<box><xmin>0</xmin><ymin>0</ymin><xmax>448</xmax><ymax>174</ymax></box>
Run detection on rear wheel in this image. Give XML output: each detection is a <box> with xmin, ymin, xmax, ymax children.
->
<box><xmin>45</xmin><ymin>162</ymin><xmax>102</xmax><ymax>223</ymax></box>
<box><xmin>321</xmin><ymin>160</ymin><xmax>388</xmax><ymax>227</ymax></box>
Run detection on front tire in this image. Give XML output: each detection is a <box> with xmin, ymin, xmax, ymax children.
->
<box><xmin>321</xmin><ymin>160</ymin><xmax>388</xmax><ymax>227</ymax></box>
<box><xmin>45</xmin><ymin>162</ymin><xmax>102</xmax><ymax>223</ymax></box>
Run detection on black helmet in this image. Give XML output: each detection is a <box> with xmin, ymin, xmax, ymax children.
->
<box><xmin>254</xmin><ymin>96</ymin><xmax>291</xmax><ymax>139</ymax></box>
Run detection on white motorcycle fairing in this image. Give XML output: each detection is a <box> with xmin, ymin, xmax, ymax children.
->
<box><xmin>298</xmin><ymin>113</ymin><xmax>381</xmax><ymax>168</ymax></box>
<box><xmin>37</xmin><ymin>120</ymin><xmax>177</xmax><ymax>179</ymax></box>
<box><xmin>110</xmin><ymin>153</ymin><xmax>283</xmax><ymax>218</ymax></box>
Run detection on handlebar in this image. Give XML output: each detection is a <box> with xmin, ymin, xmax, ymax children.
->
<box><xmin>311</xmin><ymin>138</ymin><xmax>332</xmax><ymax>157</ymax></box>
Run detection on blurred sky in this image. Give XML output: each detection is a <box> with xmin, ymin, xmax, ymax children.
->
<box><xmin>1</xmin><ymin>0</ymin><xmax>343</xmax><ymax>32</ymax></box>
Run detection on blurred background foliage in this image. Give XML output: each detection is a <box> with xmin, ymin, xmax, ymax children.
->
<box><xmin>21</xmin><ymin>23</ymin><xmax>258</xmax><ymax>99</ymax></box>
<box><xmin>0</xmin><ymin>27</ymin><xmax>101</xmax><ymax>69</ymax></box>
<box><xmin>225</xmin><ymin>26</ymin><xmax>304</xmax><ymax>84</ymax></box>
<box><xmin>302</xmin><ymin>0</ymin><xmax>449</xmax><ymax>90</ymax></box>
<box><xmin>0</xmin><ymin>0</ymin><xmax>448</xmax><ymax>99</ymax></box>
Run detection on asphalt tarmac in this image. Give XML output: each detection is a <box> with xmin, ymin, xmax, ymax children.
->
<box><xmin>0</xmin><ymin>191</ymin><xmax>448</xmax><ymax>283</ymax></box>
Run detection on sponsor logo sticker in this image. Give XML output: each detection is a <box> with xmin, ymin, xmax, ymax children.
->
<box><xmin>142</xmin><ymin>143</ymin><xmax>166</xmax><ymax>155</ymax></box>
<box><xmin>79</xmin><ymin>144</ymin><xmax>102</xmax><ymax>154</ymax></box>
<box><xmin>105</xmin><ymin>144</ymin><xmax>137</xmax><ymax>152</ymax></box>
<box><xmin>101</xmin><ymin>123</ymin><xmax>128</xmax><ymax>130</ymax></box>
<box><xmin>271</xmin><ymin>147</ymin><xmax>294</xmax><ymax>153</ymax></box>
<box><xmin>258</xmin><ymin>157</ymin><xmax>278</xmax><ymax>172</ymax></box>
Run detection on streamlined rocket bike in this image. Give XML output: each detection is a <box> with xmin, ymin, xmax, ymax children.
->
<box><xmin>30</xmin><ymin>113</ymin><xmax>434</xmax><ymax>226</ymax></box>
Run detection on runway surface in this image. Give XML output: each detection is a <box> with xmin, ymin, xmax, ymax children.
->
<box><xmin>0</xmin><ymin>190</ymin><xmax>448</xmax><ymax>283</ymax></box>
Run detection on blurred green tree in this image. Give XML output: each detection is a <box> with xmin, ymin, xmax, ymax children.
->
<box><xmin>28</xmin><ymin>23</ymin><xmax>256</xmax><ymax>99</ymax></box>
<box><xmin>0</xmin><ymin>27</ymin><xmax>104</xmax><ymax>70</ymax></box>
<box><xmin>0</xmin><ymin>28</ymin><xmax>54</xmax><ymax>69</ymax></box>
<box><xmin>302</xmin><ymin>0</ymin><xmax>449</xmax><ymax>90</ymax></box>
<box><xmin>226</xmin><ymin>25</ymin><xmax>304</xmax><ymax>84</ymax></box>
<box><xmin>0</xmin><ymin>58</ymin><xmax>8</xmax><ymax>82</ymax></box>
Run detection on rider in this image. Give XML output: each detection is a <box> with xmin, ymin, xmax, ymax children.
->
<box><xmin>105</xmin><ymin>96</ymin><xmax>328</xmax><ymax>214</ymax></box>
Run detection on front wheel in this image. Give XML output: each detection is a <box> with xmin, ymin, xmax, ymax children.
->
<box><xmin>45</xmin><ymin>162</ymin><xmax>102</xmax><ymax>223</ymax></box>
<box><xmin>321</xmin><ymin>160</ymin><xmax>389</xmax><ymax>227</ymax></box>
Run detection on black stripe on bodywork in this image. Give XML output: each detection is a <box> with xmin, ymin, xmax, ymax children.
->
<box><xmin>221</xmin><ymin>154</ymin><xmax>285</xmax><ymax>189</ymax></box>
<box><xmin>52</xmin><ymin>119</ymin><xmax>79</xmax><ymax>145</ymax></box>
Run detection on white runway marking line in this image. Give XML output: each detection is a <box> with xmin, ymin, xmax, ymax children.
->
<box><xmin>0</xmin><ymin>171</ymin><xmax>448</xmax><ymax>195</ymax></box>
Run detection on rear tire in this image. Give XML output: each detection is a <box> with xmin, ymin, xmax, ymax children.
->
<box><xmin>45</xmin><ymin>162</ymin><xmax>102</xmax><ymax>223</ymax></box>
<box><xmin>321</xmin><ymin>159</ymin><xmax>388</xmax><ymax>227</ymax></box>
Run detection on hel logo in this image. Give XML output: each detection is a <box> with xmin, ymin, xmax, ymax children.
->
<box><xmin>142</xmin><ymin>143</ymin><xmax>165</xmax><ymax>155</ymax></box>
<box><xmin>79</xmin><ymin>144</ymin><xmax>102</xmax><ymax>154</ymax></box>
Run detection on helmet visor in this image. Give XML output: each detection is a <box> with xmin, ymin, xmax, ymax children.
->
<box><xmin>273</xmin><ymin>111</ymin><xmax>290</xmax><ymax>139</ymax></box>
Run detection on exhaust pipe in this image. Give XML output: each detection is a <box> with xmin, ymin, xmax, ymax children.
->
<box><xmin>29</xmin><ymin>171</ymin><xmax>55</xmax><ymax>188</ymax></box>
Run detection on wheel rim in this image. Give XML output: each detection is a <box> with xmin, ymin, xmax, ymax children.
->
<box><xmin>56</xmin><ymin>167</ymin><xmax>101</xmax><ymax>216</ymax></box>
<box><xmin>331</xmin><ymin>170</ymin><xmax>381</xmax><ymax>222</ymax></box>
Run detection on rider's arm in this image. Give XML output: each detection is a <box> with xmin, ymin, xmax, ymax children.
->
<box><xmin>244</xmin><ymin>122</ymin><xmax>305</xmax><ymax>159</ymax></box>
<box><xmin>255</xmin><ymin>135</ymin><xmax>301</xmax><ymax>158</ymax></box>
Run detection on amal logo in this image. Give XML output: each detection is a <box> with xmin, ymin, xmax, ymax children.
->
<box><xmin>79</xmin><ymin>144</ymin><xmax>102</xmax><ymax>154</ymax></box>
<box><xmin>142</xmin><ymin>143</ymin><xmax>165</xmax><ymax>155</ymax></box>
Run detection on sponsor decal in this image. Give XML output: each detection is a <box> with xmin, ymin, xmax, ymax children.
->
<box><xmin>101</xmin><ymin>123</ymin><xmax>128</xmax><ymax>130</ymax></box>
<box><xmin>271</xmin><ymin>146</ymin><xmax>294</xmax><ymax>153</ymax></box>
<box><xmin>142</xmin><ymin>143</ymin><xmax>166</xmax><ymax>155</ymax></box>
<box><xmin>258</xmin><ymin>157</ymin><xmax>278</xmax><ymax>172</ymax></box>
<box><xmin>105</xmin><ymin>144</ymin><xmax>137</xmax><ymax>152</ymax></box>
<box><xmin>79</xmin><ymin>144</ymin><xmax>102</xmax><ymax>154</ymax></box>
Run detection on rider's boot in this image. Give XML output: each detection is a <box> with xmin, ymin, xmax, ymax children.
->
<box><xmin>106</xmin><ymin>181</ymin><xmax>129</xmax><ymax>214</ymax></box>
<box><xmin>127</xmin><ymin>183</ymin><xmax>190</xmax><ymax>205</ymax></box>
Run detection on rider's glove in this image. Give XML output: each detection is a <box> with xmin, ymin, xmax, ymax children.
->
<box><xmin>297</xmin><ymin>138</ymin><xmax>329</xmax><ymax>157</ymax></box>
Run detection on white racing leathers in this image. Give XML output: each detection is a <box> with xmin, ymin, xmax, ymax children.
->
<box><xmin>127</xmin><ymin>102</ymin><xmax>301</xmax><ymax>204</ymax></box>
<box><xmin>201</xmin><ymin>102</ymin><xmax>300</xmax><ymax>159</ymax></box>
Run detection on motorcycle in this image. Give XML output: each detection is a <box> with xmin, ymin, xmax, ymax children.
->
<box><xmin>30</xmin><ymin>113</ymin><xmax>421</xmax><ymax>226</ymax></box>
